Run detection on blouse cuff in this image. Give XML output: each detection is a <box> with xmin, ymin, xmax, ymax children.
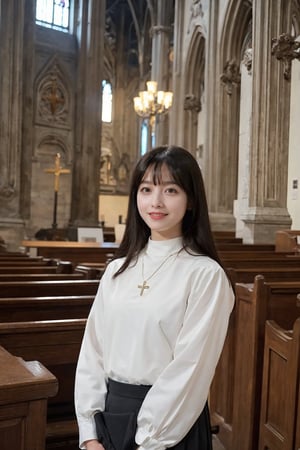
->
<box><xmin>135</xmin><ymin>432</ymin><xmax>165</xmax><ymax>450</ymax></box>
<box><xmin>78</xmin><ymin>417</ymin><xmax>98</xmax><ymax>449</ymax></box>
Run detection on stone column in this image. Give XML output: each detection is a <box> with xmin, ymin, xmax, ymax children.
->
<box><xmin>241</xmin><ymin>0</ymin><xmax>292</xmax><ymax>243</ymax></box>
<box><xmin>0</xmin><ymin>0</ymin><xmax>35</xmax><ymax>249</ymax></box>
<box><xmin>150</xmin><ymin>0</ymin><xmax>173</xmax><ymax>146</ymax></box>
<box><xmin>205</xmin><ymin>0</ymin><xmax>237</xmax><ymax>231</ymax></box>
<box><xmin>70</xmin><ymin>0</ymin><xmax>105</xmax><ymax>227</ymax></box>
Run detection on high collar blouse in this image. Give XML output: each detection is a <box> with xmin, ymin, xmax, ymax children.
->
<box><xmin>75</xmin><ymin>237</ymin><xmax>235</xmax><ymax>450</ymax></box>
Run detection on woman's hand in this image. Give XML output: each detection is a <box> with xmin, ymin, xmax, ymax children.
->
<box><xmin>85</xmin><ymin>439</ymin><xmax>105</xmax><ymax>450</ymax></box>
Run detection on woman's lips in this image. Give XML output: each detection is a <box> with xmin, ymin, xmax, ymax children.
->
<box><xmin>149</xmin><ymin>212</ymin><xmax>167</xmax><ymax>220</ymax></box>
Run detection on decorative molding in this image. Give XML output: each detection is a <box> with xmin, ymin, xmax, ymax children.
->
<box><xmin>35</xmin><ymin>133</ymin><xmax>70</xmax><ymax>163</ymax></box>
<box><xmin>150</xmin><ymin>25</ymin><xmax>172</xmax><ymax>38</ymax></box>
<box><xmin>35</xmin><ymin>60</ymin><xmax>71</xmax><ymax>129</ymax></box>
<box><xmin>220</xmin><ymin>60</ymin><xmax>241</xmax><ymax>95</ymax></box>
<box><xmin>0</xmin><ymin>184</ymin><xmax>15</xmax><ymax>198</ymax></box>
<box><xmin>271</xmin><ymin>33</ymin><xmax>300</xmax><ymax>80</ymax></box>
<box><xmin>184</xmin><ymin>94</ymin><xmax>202</xmax><ymax>113</ymax></box>
<box><xmin>242</xmin><ymin>48</ymin><xmax>252</xmax><ymax>74</ymax></box>
<box><xmin>104</xmin><ymin>16</ymin><xmax>117</xmax><ymax>50</ymax></box>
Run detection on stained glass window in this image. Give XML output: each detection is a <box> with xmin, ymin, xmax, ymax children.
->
<box><xmin>36</xmin><ymin>0</ymin><xmax>70</xmax><ymax>32</ymax></box>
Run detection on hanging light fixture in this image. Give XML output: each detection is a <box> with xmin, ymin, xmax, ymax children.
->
<box><xmin>133</xmin><ymin>81</ymin><xmax>173</xmax><ymax>150</ymax></box>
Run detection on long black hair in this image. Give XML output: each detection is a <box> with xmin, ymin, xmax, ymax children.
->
<box><xmin>113</xmin><ymin>145</ymin><xmax>224</xmax><ymax>277</ymax></box>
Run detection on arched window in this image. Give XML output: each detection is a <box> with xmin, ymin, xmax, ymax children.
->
<box><xmin>36</xmin><ymin>0</ymin><xmax>70</xmax><ymax>32</ymax></box>
<box><xmin>141</xmin><ymin>121</ymin><xmax>148</xmax><ymax>155</ymax></box>
<box><xmin>102</xmin><ymin>80</ymin><xmax>112</xmax><ymax>123</ymax></box>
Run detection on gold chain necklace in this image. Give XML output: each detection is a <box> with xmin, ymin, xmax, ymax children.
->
<box><xmin>138</xmin><ymin>250</ymin><xmax>181</xmax><ymax>296</ymax></box>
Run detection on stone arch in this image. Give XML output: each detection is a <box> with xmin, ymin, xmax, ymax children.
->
<box><xmin>36</xmin><ymin>133</ymin><xmax>70</xmax><ymax>164</ymax></box>
<box><xmin>183</xmin><ymin>26</ymin><xmax>205</xmax><ymax>156</ymax></box>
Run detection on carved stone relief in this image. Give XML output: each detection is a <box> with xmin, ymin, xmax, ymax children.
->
<box><xmin>242</xmin><ymin>48</ymin><xmax>253</xmax><ymax>75</ymax></box>
<box><xmin>184</xmin><ymin>94</ymin><xmax>202</xmax><ymax>112</ymax></box>
<box><xmin>35</xmin><ymin>60</ymin><xmax>71</xmax><ymax>128</ymax></box>
<box><xmin>271</xmin><ymin>33</ymin><xmax>300</xmax><ymax>80</ymax></box>
<box><xmin>220</xmin><ymin>59</ymin><xmax>241</xmax><ymax>95</ymax></box>
<box><xmin>188</xmin><ymin>0</ymin><xmax>204</xmax><ymax>34</ymax></box>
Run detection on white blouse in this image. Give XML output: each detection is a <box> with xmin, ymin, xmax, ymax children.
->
<box><xmin>74</xmin><ymin>237</ymin><xmax>235</xmax><ymax>450</ymax></box>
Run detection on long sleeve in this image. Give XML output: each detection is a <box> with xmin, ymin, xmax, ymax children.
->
<box><xmin>74</xmin><ymin>274</ymin><xmax>108</xmax><ymax>449</ymax></box>
<box><xmin>135</xmin><ymin>266</ymin><xmax>234</xmax><ymax>450</ymax></box>
<box><xmin>74</xmin><ymin>238</ymin><xmax>234</xmax><ymax>450</ymax></box>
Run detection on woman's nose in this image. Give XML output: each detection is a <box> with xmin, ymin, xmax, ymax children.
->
<box><xmin>151</xmin><ymin>191</ymin><xmax>163</xmax><ymax>208</ymax></box>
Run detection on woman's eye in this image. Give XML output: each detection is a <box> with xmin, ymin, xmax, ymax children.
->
<box><xmin>166</xmin><ymin>187</ymin><xmax>177</xmax><ymax>194</ymax></box>
<box><xmin>140</xmin><ymin>186</ymin><xmax>150</xmax><ymax>193</ymax></box>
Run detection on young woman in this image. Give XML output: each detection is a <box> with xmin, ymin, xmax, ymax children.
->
<box><xmin>75</xmin><ymin>145</ymin><xmax>235</xmax><ymax>450</ymax></box>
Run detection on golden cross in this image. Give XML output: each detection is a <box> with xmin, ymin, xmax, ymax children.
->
<box><xmin>44</xmin><ymin>153</ymin><xmax>70</xmax><ymax>192</ymax></box>
<box><xmin>138</xmin><ymin>281</ymin><xmax>149</xmax><ymax>296</ymax></box>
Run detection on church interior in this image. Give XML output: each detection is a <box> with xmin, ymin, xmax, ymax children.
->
<box><xmin>0</xmin><ymin>1</ymin><xmax>300</xmax><ymax>449</ymax></box>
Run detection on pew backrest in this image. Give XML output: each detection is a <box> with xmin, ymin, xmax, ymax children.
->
<box><xmin>0</xmin><ymin>279</ymin><xmax>100</xmax><ymax>297</ymax></box>
<box><xmin>258</xmin><ymin>318</ymin><xmax>300</xmax><ymax>450</ymax></box>
<box><xmin>0</xmin><ymin>319</ymin><xmax>86</xmax><ymax>420</ymax></box>
<box><xmin>0</xmin><ymin>273</ymin><xmax>85</xmax><ymax>282</ymax></box>
<box><xmin>0</xmin><ymin>295</ymin><xmax>94</xmax><ymax>322</ymax></box>
<box><xmin>210</xmin><ymin>275</ymin><xmax>300</xmax><ymax>450</ymax></box>
<box><xmin>227</xmin><ymin>266</ymin><xmax>300</xmax><ymax>285</ymax></box>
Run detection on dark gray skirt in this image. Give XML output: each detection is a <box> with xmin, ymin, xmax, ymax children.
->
<box><xmin>94</xmin><ymin>378</ymin><xmax>213</xmax><ymax>450</ymax></box>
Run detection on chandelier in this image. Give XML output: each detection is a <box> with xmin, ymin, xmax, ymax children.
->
<box><xmin>133</xmin><ymin>81</ymin><xmax>173</xmax><ymax>146</ymax></box>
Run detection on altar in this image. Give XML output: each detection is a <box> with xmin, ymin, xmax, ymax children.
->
<box><xmin>21</xmin><ymin>240</ymin><xmax>118</xmax><ymax>267</ymax></box>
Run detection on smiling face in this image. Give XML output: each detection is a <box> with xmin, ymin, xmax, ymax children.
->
<box><xmin>137</xmin><ymin>164</ymin><xmax>188</xmax><ymax>241</ymax></box>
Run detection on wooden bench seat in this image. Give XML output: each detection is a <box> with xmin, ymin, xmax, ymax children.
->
<box><xmin>258</xmin><ymin>318</ymin><xmax>300</xmax><ymax>450</ymax></box>
<box><xmin>0</xmin><ymin>319</ymin><xmax>87</xmax><ymax>450</ymax></box>
<box><xmin>0</xmin><ymin>295</ymin><xmax>94</xmax><ymax>322</ymax></box>
<box><xmin>210</xmin><ymin>276</ymin><xmax>300</xmax><ymax>450</ymax></box>
<box><xmin>0</xmin><ymin>279</ymin><xmax>100</xmax><ymax>298</ymax></box>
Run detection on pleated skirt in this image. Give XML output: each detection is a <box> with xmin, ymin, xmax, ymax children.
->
<box><xmin>95</xmin><ymin>378</ymin><xmax>212</xmax><ymax>450</ymax></box>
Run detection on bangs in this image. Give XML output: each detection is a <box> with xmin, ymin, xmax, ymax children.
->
<box><xmin>142</xmin><ymin>160</ymin><xmax>183</xmax><ymax>188</ymax></box>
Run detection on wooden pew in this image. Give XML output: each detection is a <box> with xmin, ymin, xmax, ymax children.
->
<box><xmin>275</xmin><ymin>229</ymin><xmax>300</xmax><ymax>253</ymax></box>
<box><xmin>0</xmin><ymin>255</ymin><xmax>46</xmax><ymax>261</ymax></box>
<box><xmin>227</xmin><ymin>266</ymin><xmax>300</xmax><ymax>284</ymax></box>
<box><xmin>0</xmin><ymin>279</ymin><xmax>100</xmax><ymax>298</ymax></box>
<box><xmin>0</xmin><ymin>264</ymin><xmax>73</xmax><ymax>274</ymax></box>
<box><xmin>221</xmin><ymin>254</ymin><xmax>300</xmax><ymax>269</ymax></box>
<box><xmin>217</xmin><ymin>243</ymin><xmax>275</xmax><ymax>251</ymax></box>
<box><xmin>0</xmin><ymin>273</ymin><xmax>85</xmax><ymax>282</ymax></box>
<box><xmin>21</xmin><ymin>240</ymin><xmax>118</xmax><ymax>267</ymax></box>
<box><xmin>295</xmin><ymin>379</ymin><xmax>300</xmax><ymax>450</ymax></box>
<box><xmin>0</xmin><ymin>295</ymin><xmax>94</xmax><ymax>322</ymax></box>
<box><xmin>0</xmin><ymin>259</ymin><xmax>54</xmax><ymax>267</ymax></box>
<box><xmin>258</xmin><ymin>318</ymin><xmax>300</xmax><ymax>450</ymax></box>
<box><xmin>0</xmin><ymin>319</ymin><xmax>86</xmax><ymax>450</ymax></box>
<box><xmin>75</xmin><ymin>263</ymin><xmax>105</xmax><ymax>279</ymax></box>
<box><xmin>0</xmin><ymin>345</ymin><xmax>58</xmax><ymax>450</ymax></box>
<box><xmin>210</xmin><ymin>276</ymin><xmax>300</xmax><ymax>450</ymax></box>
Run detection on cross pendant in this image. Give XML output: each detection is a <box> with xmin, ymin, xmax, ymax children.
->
<box><xmin>138</xmin><ymin>281</ymin><xmax>149</xmax><ymax>296</ymax></box>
